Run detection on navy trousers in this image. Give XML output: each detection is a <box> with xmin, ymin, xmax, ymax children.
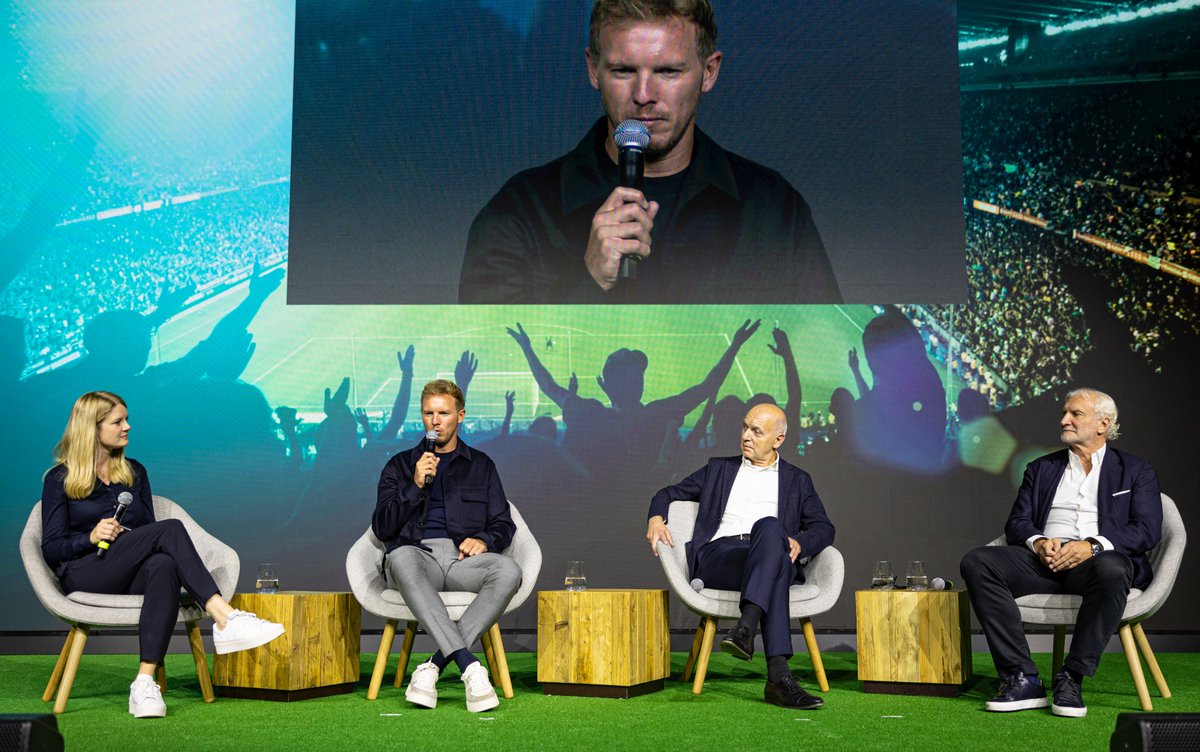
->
<box><xmin>960</xmin><ymin>544</ymin><xmax>1134</xmax><ymax>678</ymax></box>
<box><xmin>59</xmin><ymin>519</ymin><xmax>221</xmax><ymax>664</ymax></box>
<box><xmin>693</xmin><ymin>516</ymin><xmax>797</xmax><ymax>658</ymax></box>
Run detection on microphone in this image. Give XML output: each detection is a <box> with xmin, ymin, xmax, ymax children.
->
<box><xmin>422</xmin><ymin>429</ymin><xmax>437</xmax><ymax>489</ymax></box>
<box><xmin>689</xmin><ymin>578</ymin><xmax>705</xmax><ymax>592</ymax></box>
<box><xmin>931</xmin><ymin>577</ymin><xmax>954</xmax><ymax>591</ymax></box>
<box><xmin>613</xmin><ymin>119</ymin><xmax>650</xmax><ymax>281</ymax></box>
<box><xmin>97</xmin><ymin>492</ymin><xmax>133</xmax><ymax>558</ymax></box>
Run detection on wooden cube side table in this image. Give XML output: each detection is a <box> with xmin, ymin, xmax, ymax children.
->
<box><xmin>855</xmin><ymin>588</ymin><xmax>971</xmax><ymax>697</ymax></box>
<box><xmin>213</xmin><ymin>591</ymin><xmax>361</xmax><ymax>701</ymax></box>
<box><xmin>537</xmin><ymin>588</ymin><xmax>670</xmax><ymax>698</ymax></box>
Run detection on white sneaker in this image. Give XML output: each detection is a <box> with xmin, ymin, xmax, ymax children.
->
<box><xmin>405</xmin><ymin>660</ymin><xmax>439</xmax><ymax>709</ymax></box>
<box><xmin>128</xmin><ymin>675</ymin><xmax>167</xmax><ymax>718</ymax></box>
<box><xmin>212</xmin><ymin>609</ymin><xmax>286</xmax><ymax>655</ymax></box>
<box><xmin>461</xmin><ymin>661</ymin><xmax>499</xmax><ymax>713</ymax></box>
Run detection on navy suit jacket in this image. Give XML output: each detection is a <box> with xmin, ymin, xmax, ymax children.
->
<box><xmin>1004</xmin><ymin>446</ymin><xmax>1161</xmax><ymax>589</ymax></box>
<box><xmin>648</xmin><ymin>455</ymin><xmax>835</xmax><ymax>582</ymax></box>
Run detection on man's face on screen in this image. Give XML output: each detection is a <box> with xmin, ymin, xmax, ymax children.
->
<box><xmin>586</xmin><ymin>16</ymin><xmax>721</xmax><ymax>168</ymax></box>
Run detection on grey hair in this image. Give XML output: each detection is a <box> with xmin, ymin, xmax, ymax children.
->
<box><xmin>1066</xmin><ymin>387</ymin><xmax>1120</xmax><ymax>441</ymax></box>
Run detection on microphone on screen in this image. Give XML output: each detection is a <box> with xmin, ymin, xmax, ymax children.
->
<box><xmin>613</xmin><ymin>119</ymin><xmax>650</xmax><ymax>281</ymax></box>
<box><xmin>422</xmin><ymin>430</ymin><xmax>438</xmax><ymax>489</ymax></box>
<box><xmin>931</xmin><ymin>577</ymin><xmax>955</xmax><ymax>591</ymax></box>
<box><xmin>97</xmin><ymin>492</ymin><xmax>133</xmax><ymax>558</ymax></box>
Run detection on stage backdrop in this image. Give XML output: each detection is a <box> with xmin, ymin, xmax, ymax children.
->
<box><xmin>1</xmin><ymin>0</ymin><xmax>1195</xmax><ymax>634</ymax></box>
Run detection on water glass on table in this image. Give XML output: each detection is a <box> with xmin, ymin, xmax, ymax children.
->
<box><xmin>906</xmin><ymin>560</ymin><xmax>928</xmax><ymax>591</ymax></box>
<box><xmin>870</xmin><ymin>560</ymin><xmax>894</xmax><ymax>589</ymax></box>
<box><xmin>256</xmin><ymin>562</ymin><xmax>279</xmax><ymax>594</ymax></box>
<box><xmin>564</xmin><ymin>560</ymin><xmax>587</xmax><ymax>591</ymax></box>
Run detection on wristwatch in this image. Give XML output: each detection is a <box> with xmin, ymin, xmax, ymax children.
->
<box><xmin>1086</xmin><ymin>538</ymin><xmax>1102</xmax><ymax>558</ymax></box>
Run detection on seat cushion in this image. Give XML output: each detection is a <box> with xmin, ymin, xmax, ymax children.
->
<box><xmin>696</xmin><ymin>583</ymin><xmax>822</xmax><ymax>607</ymax></box>
<box><xmin>1015</xmin><ymin>588</ymin><xmax>1143</xmax><ymax>612</ymax></box>
<box><xmin>66</xmin><ymin>591</ymin><xmax>197</xmax><ymax>608</ymax></box>
<box><xmin>380</xmin><ymin>589</ymin><xmax>477</xmax><ymax>609</ymax></box>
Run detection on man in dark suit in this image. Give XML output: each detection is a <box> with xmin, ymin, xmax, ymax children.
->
<box><xmin>647</xmin><ymin>403</ymin><xmax>835</xmax><ymax>709</ymax></box>
<box><xmin>961</xmin><ymin>388</ymin><xmax>1161</xmax><ymax>718</ymax></box>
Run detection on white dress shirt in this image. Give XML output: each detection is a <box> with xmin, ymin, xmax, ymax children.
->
<box><xmin>711</xmin><ymin>454</ymin><xmax>780</xmax><ymax>540</ymax></box>
<box><xmin>1028</xmin><ymin>444</ymin><xmax>1113</xmax><ymax>551</ymax></box>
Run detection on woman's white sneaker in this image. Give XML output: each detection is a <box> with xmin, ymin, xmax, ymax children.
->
<box><xmin>128</xmin><ymin>675</ymin><xmax>167</xmax><ymax>718</ymax></box>
<box><xmin>212</xmin><ymin>609</ymin><xmax>285</xmax><ymax>654</ymax></box>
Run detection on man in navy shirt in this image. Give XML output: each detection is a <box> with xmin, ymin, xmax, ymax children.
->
<box><xmin>372</xmin><ymin>379</ymin><xmax>520</xmax><ymax>712</ymax></box>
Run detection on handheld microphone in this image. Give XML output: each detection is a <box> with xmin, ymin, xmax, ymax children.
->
<box><xmin>931</xmin><ymin>577</ymin><xmax>954</xmax><ymax>591</ymax></box>
<box><xmin>613</xmin><ymin>119</ymin><xmax>650</xmax><ymax>281</ymax></box>
<box><xmin>422</xmin><ymin>429</ymin><xmax>437</xmax><ymax>489</ymax></box>
<box><xmin>97</xmin><ymin>492</ymin><xmax>133</xmax><ymax>558</ymax></box>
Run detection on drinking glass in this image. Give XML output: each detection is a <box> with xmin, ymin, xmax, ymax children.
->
<box><xmin>564</xmin><ymin>561</ymin><xmax>587</xmax><ymax>591</ymax></box>
<box><xmin>870</xmin><ymin>560</ymin><xmax>894</xmax><ymax>589</ymax></box>
<box><xmin>256</xmin><ymin>562</ymin><xmax>279</xmax><ymax>594</ymax></box>
<box><xmin>906</xmin><ymin>560</ymin><xmax>928</xmax><ymax>591</ymax></box>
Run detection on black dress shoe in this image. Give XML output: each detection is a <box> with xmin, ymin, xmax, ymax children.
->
<box><xmin>720</xmin><ymin>626</ymin><xmax>754</xmax><ymax>661</ymax></box>
<box><xmin>764</xmin><ymin>675</ymin><xmax>824</xmax><ymax>709</ymax></box>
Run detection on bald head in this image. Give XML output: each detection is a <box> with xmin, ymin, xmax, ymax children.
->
<box><xmin>741</xmin><ymin>403</ymin><xmax>786</xmax><ymax>466</ymax></box>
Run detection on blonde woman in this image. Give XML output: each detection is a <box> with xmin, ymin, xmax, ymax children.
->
<box><xmin>40</xmin><ymin>391</ymin><xmax>285</xmax><ymax>718</ymax></box>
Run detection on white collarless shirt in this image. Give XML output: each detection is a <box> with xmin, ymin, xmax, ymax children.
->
<box><xmin>1030</xmin><ymin>444</ymin><xmax>1113</xmax><ymax>551</ymax></box>
<box><xmin>712</xmin><ymin>454</ymin><xmax>780</xmax><ymax>540</ymax></box>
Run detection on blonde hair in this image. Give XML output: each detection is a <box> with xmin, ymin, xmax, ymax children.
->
<box><xmin>52</xmin><ymin>391</ymin><xmax>135</xmax><ymax>499</ymax></box>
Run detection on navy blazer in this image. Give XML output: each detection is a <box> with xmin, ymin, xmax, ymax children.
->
<box><xmin>1004</xmin><ymin>446</ymin><xmax>1161</xmax><ymax>589</ymax></box>
<box><xmin>648</xmin><ymin>455</ymin><xmax>835</xmax><ymax>582</ymax></box>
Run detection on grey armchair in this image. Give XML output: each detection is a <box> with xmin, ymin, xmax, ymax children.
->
<box><xmin>656</xmin><ymin>500</ymin><xmax>844</xmax><ymax>694</ymax></box>
<box><xmin>986</xmin><ymin>492</ymin><xmax>1185</xmax><ymax>711</ymax></box>
<box><xmin>346</xmin><ymin>501</ymin><xmax>541</xmax><ymax>700</ymax></box>
<box><xmin>20</xmin><ymin>496</ymin><xmax>239</xmax><ymax>713</ymax></box>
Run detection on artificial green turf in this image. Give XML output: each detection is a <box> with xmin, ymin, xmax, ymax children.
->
<box><xmin>2</xmin><ymin>650</ymin><xmax>1196</xmax><ymax>751</ymax></box>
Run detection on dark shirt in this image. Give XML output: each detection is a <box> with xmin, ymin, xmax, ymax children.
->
<box><xmin>372</xmin><ymin>439</ymin><xmax>515</xmax><ymax>556</ymax></box>
<box><xmin>423</xmin><ymin>444</ymin><xmax>464</xmax><ymax>539</ymax></box>
<box><xmin>41</xmin><ymin>459</ymin><xmax>155</xmax><ymax>575</ymax></box>
<box><xmin>459</xmin><ymin>118</ymin><xmax>842</xmax><ymax>304</ymax></box>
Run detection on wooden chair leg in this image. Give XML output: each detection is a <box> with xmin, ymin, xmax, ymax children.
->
<box><xmin>682</xmin><ymin>622</ymin><xmax>705</xmax><ymax>682</ymax></box>
<box><xmin>155</xmin><ymin>662</ymin><xmax>167</xmax><ymax>693</ymax></box>
<box><xmin>1052</xmin><ymin>625</ymin><xmax>1066</xmax><ymax>677</ymax></box>
<box><xmin>1132</xmin><ymin>623</ymin><xmax>1170</xmax><ymax>699</ymax></box>
<box><xmin>393</xmin><ymin>621</ymin><xmax>417</xmax><ymax>689</ymax></box>
<box><xmin>43</xmin><ymin>627</ymin><xmax>77</xmax><ymax>702</ymax></box>
<box><xmin>801</xmin><ymin>618</ymin><xmax>829</xmax><ymax>692</ymax></box>
<box><xmin>481</xmin><ymin>630</ymin><xmax>498</xmax><ymax>683</ymax></box>
<box><xmin>691</xmin><ymin>617</ymin><xmax>718</xmax><ymax>695</ymax></box>
<box><xmin>54</xmin><ymin>623</ymin><xmax>90</xmax><ymax>714</ymax></box>
<box><xmin>1118</xmin><ymin>623</ymin><xmax>1153</xmax><ymax>711</ymax></box>
<box><xmin>367</xmin><ymin>619</ymin><xmax>397</xmax><ymax>700</ymax></box>
<box><xmin>487</xmin><ymin>623</ymin><xmax>514</xmax><ymax>699</ymax></box>
<box><xmin>186</xmin><ymin>620</ymin><xmax>215</xmax><ymax>703</ymax></box>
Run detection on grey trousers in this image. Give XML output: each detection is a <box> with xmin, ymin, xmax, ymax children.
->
<box><xmin>384</xmin><ymin>539</ymin><xmax>522</xmax><ymax>659</ymax></box>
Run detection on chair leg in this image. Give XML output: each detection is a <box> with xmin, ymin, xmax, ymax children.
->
<box><xmin>54</xmin><ymin>623</ymin><xmax>90</xmax><ymax>714</ymax></box>
<box><xmin>486</xmin><ymin>623</ymin><xmax>514</xmax><ymax>699</ymax></box>
<box><xmin>1132</xmin><ymin>623</ymin><xmax>1170</xmax><ymax>699</ymax></box>
<box><xmin>682</xmin><ymin>622</ymin><xmax>705</xmax><ymax>682</ymax></box>
<box><xmin>393</xmin><ymin>621</ymin><xmax>418</xmax><ymax>689</ymax></box>
<box><xmin>186</xmin><ymin>620</ymin><xmax>215</xmax><ymax>703</ymax></box>
<box><xmin>368</xmin><ymin>619</ymin><xmax>397</xmax><ymax>700</ymax></box>
<box><xmin>155</xmin><ymin>662</ymin><xmax>167</xmax><ymax>693</ymax></box>
<box><xmin>1118</xmin><ymin>623</ymin><xmax>1153</xmax><ymax>711</ymax></box>
<box><xmin>481</xmin><ymin>629</ymin><xmax>497</xmax><ymax>682</ymax></box>
<box><xmin>800</xmin><ymin>618</ymin><xmax>829</xmax><ymax>692</ymax></box>
<box><xmin>691</xmin><ymin>617</ymin><xmax>718</xmax><ymax>695</ymax></box>
<box><xmin>43</xmin><ymin>628</ymin><xmax>77</xmax><ymax>702</ymax></box>
<box><xmin>1051</xmin><ymin>625</ymin><xmax>1066</xmax><ymax>676</ymax></box>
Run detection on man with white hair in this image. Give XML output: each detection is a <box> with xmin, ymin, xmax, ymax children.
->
<box><xmin>960</xmin><ymin>388</ymin><xmax>1162</xmax><ymax>718</ymax></box>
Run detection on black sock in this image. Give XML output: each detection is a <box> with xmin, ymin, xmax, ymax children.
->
<box><xmin>1064</xmin><ymin>667</ymin><xmax>1083</xmax><ymax>685</ymax></box>
<box><xmin>767</xmin><ymin>656</ymin><xmax>791</xmax><ymax>684</ymax></box>
<box><xmin>430</xmin><ymin>650</ymin><xmax>449</xmax><ymax>671</ymax></box>
<box><xmin>737</xmin><ymin>604</ymin><xmax>763</xmax><ymax>637</ymax></box>
<box><xmin>450</xmin><ymin>648</ymin><xmax>477</xmax><ymax>674</ymax></box>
